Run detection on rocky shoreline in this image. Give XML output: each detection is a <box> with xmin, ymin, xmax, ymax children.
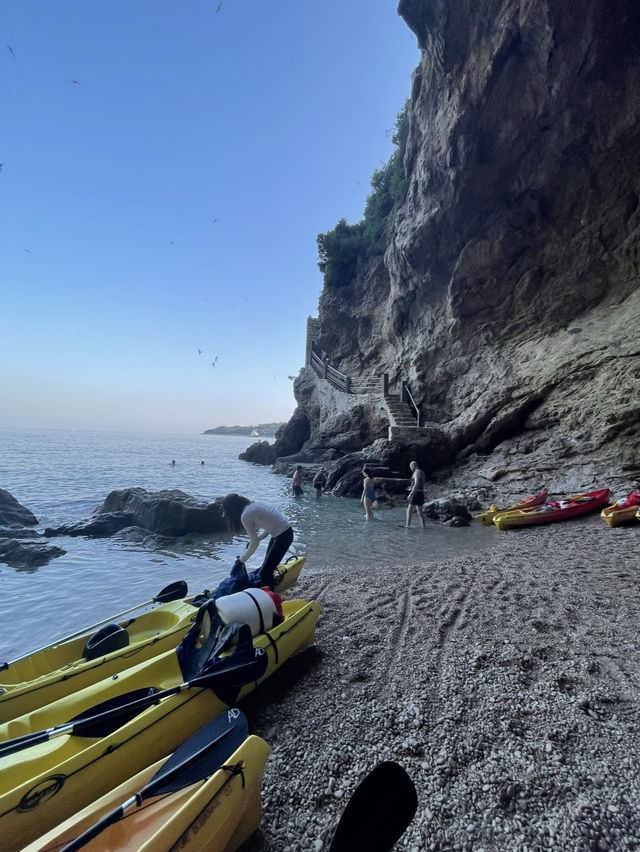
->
<box><xmin>242</xmin><ymin>516</ymin><xmax>640</xmax><ymax>851</ymax></box>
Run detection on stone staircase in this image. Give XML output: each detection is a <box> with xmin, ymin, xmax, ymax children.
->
<box><xmin>383</xmin><ymin>393</ymin><xmax>441</xmax><ymax>441</ymax></box>
<box><xmin>384</xmin><ymin>394</ymin><xmax>418</xmax><ymax>428</ymax></box>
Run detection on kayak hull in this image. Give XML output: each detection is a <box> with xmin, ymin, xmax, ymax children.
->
<box><xmin>475</xmin><ymin>489</ymin><xmax>548</xmax><ymax>525</ymax></box>
<box><xmin>22</xmin><ymin>733</ymin><xmax>270</xmax><ymax>852</ymax></box>
<box><xmin>0</xmin><ymin>599</ymin><xmax>198</xmax><ymax>725</ymax></box>
<box><xmin>0</xmin><ymin>597</ymin><xmax>320</xmax><ymax>851</ymax></box>
<box><xmin>493</xmin><ymin>489</ymin><xmax>610</xmax><ymax>530</ymax></box>
<box><xmin>601</xmin><ymin>502</ymin><xmax>639</xmax><ymax>528</ymax></box>
<box><xmin>0</xmin><ymin>556</ymin><xmax>306</xmax><ymax>723</ymax></box>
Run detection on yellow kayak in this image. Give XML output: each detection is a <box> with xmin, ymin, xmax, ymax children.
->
<box><xmin>601</xmin><ymin>493</ymin><xmax>640</xmax><ymax>527</ymax></box>
<box><xmin>0</xmin><ymin>596</ymin><xmax>320</xmax><ymax>851</ymax></box>
<box><xmin>0</xmin><ymin>556</ymin><xmax>305</xmax><ymax>724</ymax></box>
<box><xmin>475</xmin><ymin>489</ymin><xmax>548</xmax><ymax>525</ymax></box>
<box><xmin>23</xmin><ymin>710</ymin><xmax>269</xmax><ymax>852</ymax></box>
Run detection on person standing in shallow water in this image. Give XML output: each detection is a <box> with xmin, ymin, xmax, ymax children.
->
<box><xmin>361</xmin><ymin>468</ymin><xmax>376</xmax><ymax>520</ymax></box>
<box><xmin>292</xmin><ymin>465</ymin><xmax>304</xmax><ymax>496</ymax></box>
<box><xmin>313</xmin><ymin>468</ymin><xmax>327</xmax><ymax>497</ymax></box>
<box><xmin>221</xmin><ymin>494</ymin><xmax>293</xmax><ymax>589</ymax></box>
<box><xmin>406</xmin><ymin>460</ymin><xmax>426</xmax><ymax>528</ymax></box>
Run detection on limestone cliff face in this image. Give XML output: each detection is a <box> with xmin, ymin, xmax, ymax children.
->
<box><xmin>294</xmin><ymin>0</ymin><xmax>640</xmax><ymax>497</ymax></box>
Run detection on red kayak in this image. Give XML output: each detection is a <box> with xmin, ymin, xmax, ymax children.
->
<box><xmin>493</xmin><ymin>489</ymin><xmax>611</xmax><ymax>530</ymax></box>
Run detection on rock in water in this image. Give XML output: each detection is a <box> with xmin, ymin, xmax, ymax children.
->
<box><xmin>0</xmin><ymin>489</ymin><xmax>38</xmax><ymax>527</ymax></box>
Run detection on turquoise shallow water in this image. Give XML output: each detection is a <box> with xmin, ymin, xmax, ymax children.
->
<box><xmin>0</xmin><ymin>428</ymin><xmax>500</xmax><ymax>657</ymax></box>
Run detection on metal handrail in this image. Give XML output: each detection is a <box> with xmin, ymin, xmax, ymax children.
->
<box><xmin>401</xmin><ymin>382</ymin><xmax>420</xmax><ymax>427</ymax></box>
<box><xmin>309</xmin><ymin>350</ymin><xmax>325</xmax><ymax>374</ymax></box>
<box><xmin>310</xmin><ymin>350</ymin><xmax>351</xmax><ymax>392</ymax></box>
<box><xmin>310</xmin><ymin>346</ymin><xmax>396</xmax><ymax>399</ymax></box>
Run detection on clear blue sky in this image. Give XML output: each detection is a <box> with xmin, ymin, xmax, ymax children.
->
<box><xmin>1</xmin><ymin>1</ymin><xmax>418</xmax><ymax>433</ymax></box>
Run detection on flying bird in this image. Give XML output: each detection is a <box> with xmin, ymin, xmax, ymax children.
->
<box><xmin>211</xmin><ymin>356</ymin><xmax>218</xmax><ymax>367</ymax></box>
<box><xmin>212</xmin><ymin>218</ymin><xmax>220</xmax><ymax>224</ymax></box>
<box><xmin>6</xmin><ymin>44</ymin><xmax>14</xmax><ymax>56</ymax></box>
<box><xmin>197</xmin><ymin>348</ymin><xmax>202</xmax><ymax>355</ymax></box>
<box><xmin>70</xmin><ymin>79</ymin><xmax>80</xmax><ymax>85</ymax></box>
<box><xmin>24</xmin><ymin>248</ymin><xmax>31</xmax><ymax>253</ymax></box>
<box><xmin>216</xmin><ymin>3</ymin><xmax>223</xmax><ymax>12</ymax></box>
<box><xmin>0</xmin><ymin>164</ymin><xmax>3</xmax><ymax>173</ymax></box>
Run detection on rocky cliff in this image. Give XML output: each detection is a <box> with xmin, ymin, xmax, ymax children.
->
<box><xmin>250</xmin><ymin>0</ymin><xmax>640</xmax><ymax>500</ymax></box>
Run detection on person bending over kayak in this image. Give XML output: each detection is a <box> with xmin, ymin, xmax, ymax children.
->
<box><xmin>221</xmin><ymin>493</ymin><xmax>294</xmax><ymax>589</ymax></box>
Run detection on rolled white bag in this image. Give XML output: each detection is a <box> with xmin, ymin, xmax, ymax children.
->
<box><xmin>215</xmin><ymin>587</ymin><xmax>278</xmax><ymax>636</ymax></box>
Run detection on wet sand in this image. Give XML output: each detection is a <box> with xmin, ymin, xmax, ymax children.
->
<box><xmin>242</xmin><ymin>515</ymin><xmax>640</xmax><ymax>851</ymax></box>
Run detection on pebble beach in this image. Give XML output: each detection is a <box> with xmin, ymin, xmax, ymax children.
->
<box><xmin>242</xmin><ymin>515</ymin><xmax>640</xmax><ymax>851</ymax></box>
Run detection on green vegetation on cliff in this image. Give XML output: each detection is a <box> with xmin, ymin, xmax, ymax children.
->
<box><xmin>203</xmin><ymin>422</ymin><xmax>284</xmax><ymax>437</ymax></box>
<box><xmin>317</xmin><ymin>100</ymin><xmax>409</xmax><ymax>291</ymax></box>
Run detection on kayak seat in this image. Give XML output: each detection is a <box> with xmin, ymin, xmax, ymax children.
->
<box><xmin>83</xmin><ymin>622</ymin><xmax>130</xmax><ymax>661</ymax></box>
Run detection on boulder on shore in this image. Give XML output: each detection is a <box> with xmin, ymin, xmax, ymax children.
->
<box><xmin>423</xmin><ymin>498</ymin><xmax>473</xmax><ymax>525</ymax></box>
<box><xmin>240</xmin><ymin>407</ymin><xmax>311</xmax><ymax>465</ymax></box>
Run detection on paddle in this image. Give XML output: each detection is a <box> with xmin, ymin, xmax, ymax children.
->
<box><xmin>1</xmin><ymin>580</ymin><xmax>189</xmax><ymax>670</ymax></box>
<box><xmin>0</xmin><ymin>639</ymin><xmax>267</xmax><ymax>758</ymax></box>
<box><xmin>328</xmin><ymin>761</ymin><xmax>417</xmax><ymax>852</ymax></box>
<box><xmin>59</xmin><ymin>708</ymin><xmax>249</xmax><ymax>852</ymax></box>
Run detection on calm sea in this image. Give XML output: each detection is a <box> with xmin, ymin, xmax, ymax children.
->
<box><xmin>0</xmin><ymin>428</ymin><xmax>499</xmax><ymax>659</ymax></box>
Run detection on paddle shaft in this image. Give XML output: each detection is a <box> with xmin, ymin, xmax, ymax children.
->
<box><xmin>0</xmin><ymin>651</ymin><xmax>264</xmax><ymax>758</ymax></box>
<box><xmin>1</xmin><ymin>581</ymin><xmax>187</xmax><ymax>668</ymax></box>
<box><xmin>61</xmin><ymin>797</ymin><xmax>136</xmax><ymax>852</ymax></box>
<box><xmin>0</xmin><ymin>686</ymin><xmax>190</xmax><ymax>757</ymax></box>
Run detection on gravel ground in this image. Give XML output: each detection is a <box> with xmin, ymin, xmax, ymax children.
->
<box><xmin>240</xmin><ymin>515</ymin><xmax>640</xmax><ymax>851</ymax></box>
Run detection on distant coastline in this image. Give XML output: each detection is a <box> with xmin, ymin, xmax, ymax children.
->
<box><xmin>202</xmin><ymin>422</ymin><xmax>284</xmax><ymax>437</ymax></box>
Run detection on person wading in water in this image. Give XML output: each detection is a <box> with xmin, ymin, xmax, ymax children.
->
<box><xmin>406</xmin><ymin>460</ymin><xmax>426</xmax><ymax>528</ymax></box>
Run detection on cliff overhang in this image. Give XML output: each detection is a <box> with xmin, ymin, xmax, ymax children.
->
<box><xmin>249</xmin><ymin>0</ymin><xmax>640</xmax><ymax>501</ymax></box>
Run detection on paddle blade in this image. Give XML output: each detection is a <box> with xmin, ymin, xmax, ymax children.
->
<box><xmin>154</xmin><ymin>580</ymin><xmax>188</xmax><ymax>603</ymax></box>
<box><xmin>150</xmin><ymin>707</ymin><xmax>248</xmax><ymax>795</ymax></box>
<box><xmin>329</xmin><ymin>761</ymin><xmax>417</xmax><ymax>852</ymax></box>
<box><xmin>70</xmin><ymin>687</ymin><xmax>160</xmax><ymax>738</ymax></box>
<box><xmin>59</xmin><ymin>710</ymin><xmax>250</xmax><ymax>852</ymax></box>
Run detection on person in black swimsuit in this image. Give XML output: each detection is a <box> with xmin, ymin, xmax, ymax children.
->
<box><xmin>406</xmin><ymin>460</ymin><xmax>426</xmax><ymax>528</ymax></box>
